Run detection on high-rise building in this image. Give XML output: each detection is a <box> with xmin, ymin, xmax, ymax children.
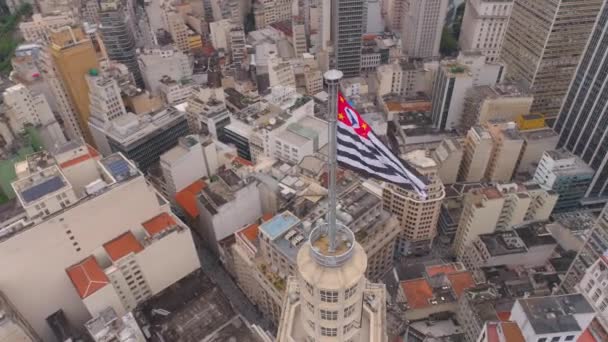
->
<box><xmin>138</xmin><ymin>47</ymin><xmax>192</xmax><ymax>95</ymax></box>
<box><xmin>19</xmin><ymin>13</ymin><xmax>76</xmax><ymax>44</ymax></box>
<box><xmin>276</xmin><ymin>225</ymin><xmax>387</xmax><ymax>341</ymax></box>
<box><xmin>576</xmin><ymin>252</ymin><xmax>608</xmax><ymax>331</ymax></box>
<box><xmin>431</xmin><ymin>62</ymin><xmax>474</xmax><ymax>131</ymax></box>
<box><xmin>499</xmin><ymin>0</ymin><xmax>604</xmax><ymax>116</ymax></box>
<box><xmin>453</xmin><ymin>183</ymin><xmax>558</xmax><ymax>258</ymax></box>
<box><xmin>459</xmin><ymin>0</ymin><xmax>513</xmax><ymax>63</ymax></box>
<box><xmin>458</xmin><ymin>126</ymin><xmax>493</xmax><ymax>182</ymax></box>
<box><xmin>0</xmin><ymin>142</ymin><xmax>200</xmax><ymax>341</ymax></box>
<box><xmin>554</xmin><ymin>2</ymin><xmax>608</xmax><ymax>198</ymax></box>
<box><xmin>333</xmin><ymin>0</ymin><xmax>366</xmax><ymax>77</ymax></box>
<box><xmin>98</xmin><ymin>0</ymin><xmax>144</xmax><ymax>88</ymax></box>
<box><xmin>560</xmin><ymin>206</ymin><xmax>608</xmax><ymax>293</ymax></box>
<box><xmin>382</xmin><ymin>150</ymin><xmax>445</xmax><ymax>254</ymax></box>
<box><xmin>164</xmin><ymin>10</ymin><xmax>189</xmax><ymax>53</ymax></box>
<box><xmin>401</xmin><ymin>0</ymin><xmax>448</xmax><ymax>59</ymax></box>
<box><xmin>384</xmin><ymin>0</ymin><xmax>405</xmax><ymax>32</ymax></box>
<box><xmin>432</xmin><ymin>138</ymin><xmax>463</xmax><ymax>184</ymax></box>
<box><xmin>49</xmin><ymin>27</ymin><xmax>99</xmax><ymax>144</ymax></box>
<box><xmin>484</xmin><ymin>121</ymin><xmax>524</xmax><ymax>182</ymax></box>
<box><xmin>86</xmin><ymin>70</ymin><xmax>127</xmax><ymax>126</ymax></box>
<box><xmin>533</xmin><ymin>150</ymin><xmax>595</xmax><ymax>212</ymax></box>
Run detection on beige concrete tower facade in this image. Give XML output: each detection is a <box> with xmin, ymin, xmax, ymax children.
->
<box><xmin>277</xmin><ymin>225</ymin><xmax>387</xmax><ymax>341</ymax></box>
<box><xmin>500</xmin><ymin>0</ymin><xmax>604</xmax><ymax>117</ymax></box>
<box><xmin>383</xmin><ymin>150</ymin><xmax>445</xmax><ymax>254</ymax></box>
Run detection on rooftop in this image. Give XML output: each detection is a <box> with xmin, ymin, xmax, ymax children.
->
<box><xmin>259</xmin><ymin>211</ymin><xmax>300</xmax><ymax>240</ymax></box>
<box><xmin>175</xmin><ymin>179</ymin><xmax>206</xmax><ymax>218</ymax></box>
<box><xmin>486</xmin><ymin>321</ymin><xmax>525</xmax><ymax>342</ymax></box>
<box><xmin>518</xmin><ymin>294</ymin><xmax>595</xmax><ymax>334</ymax></box>
<box><xmin>103</xmin><ymin>231</ymin><xmax>144</xmax><ymax>262</ymax></box>
<box><xmin>479</xmin><ymin>231</ymin><xmax>527</xmax><ymax>257</ymax></box>
<box><xmin>12</xmin><ymin>165</ymin><xmax>68</xmax><ymax>205</ymax></box>
<box><xmin>519</xmin><ymin>128</ymin><xmax>558</xmax><ymax>141</ymax></box>
<box><xmin>66</xmin><ymin>256</ymin><xmax>109</xmax><ymax>299</ymax></box>
<box><xmin>142</xmin><ymin>212</ymin><xmax>177</xmax><ymax>236</ymax></box>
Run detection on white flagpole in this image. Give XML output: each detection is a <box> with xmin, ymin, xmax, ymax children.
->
<box><xmin>324</xmin><ymin>69</ymin><xmax>343</xmax><ymax>253</ymax></box>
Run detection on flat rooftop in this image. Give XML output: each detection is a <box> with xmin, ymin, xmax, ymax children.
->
<box><xmin>12</xmin><ymin>165</ymin><xmax>68</xmax><ymax>205</ymax></box>
<box><xmin>518</xmin><ymin>294</ymin><xmax>594</xmax><ymax>334</ymax></box>
<box><xmin>259</xmin><ymin>211</ymin><xmax>300</xmax><ymax>240</ymax></box>
<box><xmin>479</xmin><ymin>231</ymin><xmax>527</xmax><ymax>257</ymax></box>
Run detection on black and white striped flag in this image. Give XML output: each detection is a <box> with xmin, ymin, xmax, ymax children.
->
<box><xmin>336</xmin><ymin>92</ymin><xmax>428</xmax><ymax>197</ymax></box>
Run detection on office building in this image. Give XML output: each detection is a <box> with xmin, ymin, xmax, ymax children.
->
<box><xmin>158</xmin><ymin>77</ymin><xmax>195</xmax><ymax>105</ymax></box>
<box><xmin>431</xmin><ymin>62</ymin><xmax>474</xmax><ymax>131</ymax></box>
<box><xmin>89</xmin><ymin>106</ymin><xmax>189</xmax><ymax>172</ymax></box>
<box><xmin>485</xmin><ymin>121</ymin><xmax>524</xmax><ymax>182</ymax></box>
<box><xmin>196</xmin><ymin>169</ymin><xmax>262</xmax><ymax>254</ymax></box>
<box><xmin>376</xmin><ymin>60</ymin><xmax>427</xmax><ymax>98</ymax></box>
<box><xmin>0</xmin><ymin>141</ymin><xmax>199</xmax><ymax>341</ymax></box>
<box><xmin>458</xmin><ymin>126</ymin><xmax>493</xmax><ymax>182</ymax></box>
<box><xmin>428</xmin><ymin>139</ymin><xmax>461</xmax><ymax>185</ymax></box>
<box><xmin>510</xmin><ymin>294</ymin><xmax>595</xmax><ymax>342</ymax></box>
<box><xmin>138</xmin><ymin>47</ymin><xmax>192</xmax><ymax>95</ymax></box>
<box><xmin>459</xmin><ymin>0</ymin><xmax>513</xmax><ymax>63</ymax></box>
<box><xmin>276</xmin><ymin>223</ymin><xmax>387</xmax><ymax>341</ymax></box>
<box><xmin>461</xmin><ymin>83</ymin><xmax>533</xmax><ymax>133</ymax></box>
<box><xmin>85</xmin><ymin>308</ymin><xmax>145</xmax><ymax>342</ymax></box>
<box><xmin>516</xmin><ymin>127</ymin><xmax>559</xmax><ymax>177</ymax></box>
<box><xmin>49</xmin><ymin>27</ymin><xmax>99</xmax><ymax>144</ymax></box>
<box><xmin>560</xmin><ymin>206</ymin><xmax>608</xmax><ymax>293</ymax></box>
<box><xmin>500</xmin><ymin>0</ymin><xmax>604</xmax><ymax>116</ymax></box>
<box><xmin>554</xmin><ymin>3</ymin><xmax>608</xmax><ymax>198</ymax></box>
<box><xmin>19</xmin><ymin>13</ymin><xmax>76</xmax><ymax>44</ymax></box>
<box><xmin>457</xmin><ymin>284</ymin><xmax>502</xmax><ymax>342</ymax></box>
<box><xmin>253</xmin><ymin>0</ymin><xmax>292</xmax><ymax>28</ymax></box>
<box><xmin>98</xmin><ymin>0</ymin><xmax>144</xmax><ymax>88</ymax></box>
<box><xmin>534</xmin><ymin>150</ymin><xmax>594</xmax><ymax>212</ymax></box>
<box><xmin>383</xmin><ymin>150</ymin><xmax>445</xmax><ymax>254</ymax></box>
<box><xmin>401</xmin><ymin>0</ymin><xmax>448</xmax><ymax>59</ymax></box>
<box><xmin>160</xmin><ymin>135</ymin><xmax>218</xmax><ymax>196</ymax></box>
<box><xmin>453</xmin><ymin>183</ymin><xmax>558</xmax><ymax>258</ymax></box>
<box><xmin>384</xmin><ymin>0</ymin><xmax>405</xmax><ymax>32</ymax></box>
<box><xmin>186</xmin><ymin>94</ymin><xmax>231</xmax><ymax>138</ymax></box>
<box><xmin>292</xmin><ymin>18</ymin><xmax>307</xmax><ymax>56</ymax></box>
<box><xmin>164</xmin><ymin>10</ymin><xmax>189</xmax><ymax>53</ymax></box>
<box><xmin>333</xmin><ymin>0</ymin><xmax>367</xmax><ymax>77</ymax></box>
<box><xmin>86</xmin><ymin>70</ymin><xmax>127</xmax><ymax>126</ymax></box>
<box><xmin>576</xmin><ymin>252</ymin><xmax>608</xmax><ymax>331</ymax></box>
<box><xmin>2</xmin><ymin>84</ymin><xmax>66</xmax><ymax>146</ymax></box>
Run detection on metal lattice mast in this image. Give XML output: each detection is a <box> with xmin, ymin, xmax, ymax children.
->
<box><xmin>324</xmin><ymin>69</ymin><xmax>343</xmax><ymax>252</ymax></box>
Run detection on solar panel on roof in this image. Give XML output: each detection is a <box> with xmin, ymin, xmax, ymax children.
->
<box><xmin>108</xmin><ymin>159</ymin><xmax>130</xmax><ymax>178</ymax></box>
<box><xmin>21</xmin><ymin>176</ymin><xmax>65</xmax><ymax>203</ymax></box>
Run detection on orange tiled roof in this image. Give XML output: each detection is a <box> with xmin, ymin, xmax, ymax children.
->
<box><xmin>59</xmin><ymin>145</ymin><xmax>100</xmax><ymax>169</ymax></box>
<box><xmin>501</xmin><ymin>322</ymin><xmax>525</xmax><ymax>342</ymax></box>
<box><xmin>175</xmin><ymin>180</ymin><xmax>206</xmax><ymax>218</ymax></box>
<box><xmin>240</xmin><ymin>223</ymin><xmax>259</xmax><ymax>242</ymax></box>
<box><xmin>497</xmin><ymin>311</ymin><xmax>511</xmax><ymax>321</ymax></box>
<box><xmin>103</xmin><ymin>232</ymin><xmax>144</xmax><ymax>261</ymax></box>
<box><xmin>262</xmin><ymin>213</ymin><xmax>274</xmax><ymax>222</ymax></box>
<box><xmin>235</xmin><ymin>156</ymin><xmax>253</xmax><ymax>167</ymax></box>
<box><xmin>426</xmin><ymin>264</ymin><xmax>457</xmax><ymax>277</ymax></box>
<box><xmin>142</xmin><ymin>212</ymin><xmax>177</xmax><ymax>236</ymax></box>
<box><xmin>66</xmin><ymin>256</ymin><xmax>109</xmax><ymax>299</ymax></box>
<box><xmin>448</xmin><ymin>271</ymin><xmax>476</xmax><ymax>298</ymax></box>
<box><xmin>401</xmin><ymin>278</ymin><xmax>433</xmax><ymax>309</ymax></box>
<box><xmin>578</xmin><ymin>328</ymin><xmax>598</xmax><ymax>342</ymax></box>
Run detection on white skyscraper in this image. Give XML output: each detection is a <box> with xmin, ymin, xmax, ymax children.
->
<box><xmin>401</xmin><ymin>0</ymin><xmax>449</xmax><ymax>59</ymax></box>
<box><xmin>459</xmin><ymin>0</ymin><xmax>513</xmax><ymax>63</ymax></box>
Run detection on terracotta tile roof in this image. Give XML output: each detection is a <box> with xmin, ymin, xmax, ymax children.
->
<box><xmin>578</xmin><ymin>328</ymin><xmax>598</xmax><ymax>342</ymax></box>
<box><xmin>426</xmin><ymin>264</ymin><xmax>457</xmax><ymax>277</ymax></box>
<box><xmin>103</xmin><ymin>232</ymin><xmax>144</xmax><ymax>261</ymax></box>
<box><xmin>262</xmin><ymin>213</ymin><xmax>274</xmax><ymax>222</ymax></box>
<box><xmin>401</xmin><ymin>278</ymin><xmax>433</xmax><ymax>309</ymax></box>
<box><xmin>142</xmin><ymin>212</ymin><xmax>177</xmax><ymax>236</ymax></box>
<box><xmin>66</xmin><ymin>256</ymin><xmax>109</xmax><ymax>299</ymax></box>
<box><xmin>447</xmin><ymin>271</ymin><xmax>476</xmax><ymax>298</ymax></box>
<box><xmin>487</xmin><ymin>322</ymin><xmax>499</xmax><ymax>342</ymax></box>
<box><xmin>500</xmin><ymin>322</ymin><xmax>525</xmax><ymax>342</ymax></box>
<box><xmin>239</xmin><ymin>223</ymin><xmax>259</xmax><ymax>242</ymax></box>
<box><xmin>234</xmin><ymin>156</ymin><xmax>253</xmax><ymax>167</ymax></box>
<box><xmin>175</xmin><ymin>180</ymin><xmax>206</xmax><ymax>218</ymax></box>
<box><xmin>497</xmin><ymin>311</ymin><xmax>511</xmax><ymax>321</ymax></box>
<box><xmin>59</xmin><ymin>145</ymin><xmax>100</xmax><ymax>169</ymax></box>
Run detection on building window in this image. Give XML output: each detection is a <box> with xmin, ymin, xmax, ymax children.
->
<box><xmin>550</xmin><ymin>338</ymin><xmax>560</xmax><ymax>342</ymax></box>
<box><xmin>537</xmin><ymin>339</ymin><xmax>547</xmax><ymax>342</ymax></box>
<box><xmin>344</xmin><ymin>304</ymin><xmax>355</xmax><ymax>318</ymax></box>
<box><xmin>321</xmin><ymin>327</ymin><xmax>337</xmax><ymax>337</ymax></box>
<box><xmin>320</xmin><ymin>310</ymin><xmax>338</xmax><ymax>320</ymax></box>
<box><xmin>320</xmin><ymin>290</ymin><xmax>338</xmax><ymax>303</ymax></box>
<box><xmin>307</xmin><ymin>320</ymin><xmax>314</xmax><ymax>329</ymax></box>
<box><xmin>345</xmin><ymin>283</ymin><xmax>358</xmax><ymax>299</ymax></box>
<box><xmin>305</xmin><ymin>281</ymin><xmax>314</xmax><ymax>295</ymax></box>
<box><xmin>306</xmin><ymin>301</ymin><xmax>314</xmax><ymax>313</ymax></box>
<box><xmin>565</xmin><ymin>336</ymin><xmax>575</xmax><ymax>341</ymax></box>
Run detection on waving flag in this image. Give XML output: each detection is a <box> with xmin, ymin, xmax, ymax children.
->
<box><xmin>336</xmin><ymin>92</ymin><xmax>428</xmax><ymax>196</ymax></box>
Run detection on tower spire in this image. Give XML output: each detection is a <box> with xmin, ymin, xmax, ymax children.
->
<box><xmin>324</xmin><ymin>69</ymin><xmax>343</xmax><ymax>253</ymax></box>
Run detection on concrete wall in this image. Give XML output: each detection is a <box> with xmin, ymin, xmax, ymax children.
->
<box><xmin>0</xmin><ymin>176</ymin><xmax>165</xmax><ymax>341</ymax></box>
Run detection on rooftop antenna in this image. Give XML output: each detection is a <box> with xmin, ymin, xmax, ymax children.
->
<box><xmin>324</xmin><ymin>69</ymin><xmax>343</xmax><ymax>253</ymax></box>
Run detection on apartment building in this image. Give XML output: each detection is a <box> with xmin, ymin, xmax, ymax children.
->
<box><xmin>458</xmin><ymin>126</ymin><xmax>493</xmax><ymax>182</ymax></box>
<box><xmin>19</xmin><ymin>13</ymin><xmax>76</xmax><ymax>44</ymax></box>
<box><xmin>459</xmin><ymin>0</ymin><xmax>513</xmax><ymax>62</ymax></box>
